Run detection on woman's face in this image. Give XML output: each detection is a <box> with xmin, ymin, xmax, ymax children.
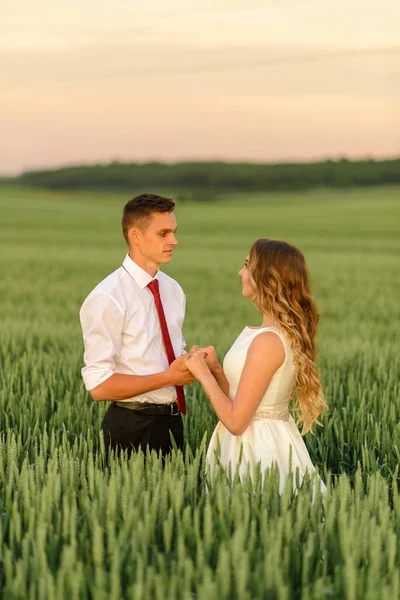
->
<box><xmin>238</xmin><ymin>256</ymin><xmax>254</xmax><ymax>298</ymax></box>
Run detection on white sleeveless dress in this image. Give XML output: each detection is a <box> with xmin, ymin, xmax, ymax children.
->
<box><xmin>206</xmin><ymin>326</ymin><xmax>326</xmax><ymax>494</ymax></box>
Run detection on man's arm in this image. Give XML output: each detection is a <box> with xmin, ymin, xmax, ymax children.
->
<box><xmin>80</xmin><ymin>293</ymin><xmax>194</xmax><ymax>402</ymax></box>
<box><xmin>90</xmin><ymin>357</ymin><xmax>194</xmax><ymax>401</ymax></box>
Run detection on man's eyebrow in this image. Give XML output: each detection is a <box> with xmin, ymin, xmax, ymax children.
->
<box><xmin>157</xmin><ymin>227</ymin><xmax>178</xmax><ymax>233</ymax></box>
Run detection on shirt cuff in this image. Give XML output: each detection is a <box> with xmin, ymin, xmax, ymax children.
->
<box><xmin>81</xmin><ymin>366</ymin><xmax>115</xmax><ymax>391</ymax></box>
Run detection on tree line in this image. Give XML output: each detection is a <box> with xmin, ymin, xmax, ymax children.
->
<box><xmin>15</xmin><ymin>157</ymin><xmax>400</xmax><ymax>193</ymax></box>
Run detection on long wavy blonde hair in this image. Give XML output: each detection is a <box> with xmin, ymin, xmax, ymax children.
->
<box><xmin>248</xmin><ymin>239</ymin><xmax>327</xmax><ymax>434</ymax></box>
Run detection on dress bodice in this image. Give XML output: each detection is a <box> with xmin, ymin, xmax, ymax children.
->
<box><xmin>222</xmin><ymin>326</ymin><xmax>296</xmax><ymax>412</ymax></box>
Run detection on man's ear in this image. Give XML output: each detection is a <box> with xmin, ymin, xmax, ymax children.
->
<box><xmin>128</xmin><ymin>226</ymin><xmax>140</xmax><ymax>246</ymax></box>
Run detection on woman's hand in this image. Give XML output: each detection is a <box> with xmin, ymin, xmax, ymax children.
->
<box><xmin>185</xmin><ymin>350</ymin><xmax>211</xmax><ymax>380</ymax></box>
<box><xmin>189</xmin><ymin>345</ymin><xmax>220</xmax><ymax>372</ymax></box>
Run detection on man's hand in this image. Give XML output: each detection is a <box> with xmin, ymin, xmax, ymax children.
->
<box><xmin>190</xmin><ymin>345</ymin><xmax>220</xmax><ymax>372</ymax></box>
<box><xmin>168</xmin><ymin>354</ymin><xmax>195</xmax><ymax>386</ymax></box>
<box><xmin>189</xmin><ymin>345</ymin><xmax>202</xmax><ymax>356</ymax></box>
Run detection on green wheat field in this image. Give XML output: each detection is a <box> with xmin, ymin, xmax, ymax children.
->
<box><xmin>1</xmin><ymin>185</ymin><xmax>399</xmax><ymax>599</ymax></box>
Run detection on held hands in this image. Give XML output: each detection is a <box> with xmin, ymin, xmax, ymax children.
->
<box><xmin>168</xmin><ymin>354</ymin><xmax>195</xmax><ymax>386</ymax></box>
<box><xmin>189</xmin><ymin>345</ymin><xmax>220</xmax><ymax>372</ymax></box>
<box><xmin>185</xmin><ymin>349</ymin><xmax>212</xmax><ymax>380</ymax></box>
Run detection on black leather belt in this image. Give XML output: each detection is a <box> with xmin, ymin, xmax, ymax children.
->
<box><xmin>116</xmin><ymin>402</ymin><xmax>180</xmax><ymax>416</ymax></box>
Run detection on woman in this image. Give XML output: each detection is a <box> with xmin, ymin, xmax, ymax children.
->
<box><xmin>185</xmin><ymin>239</ymin><xmax>327</xmax><ymax>493</ymax></box>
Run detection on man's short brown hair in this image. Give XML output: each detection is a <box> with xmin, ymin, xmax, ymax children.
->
<box><xmin>122</xmin><ymin>193</ymin><xmax>175</xmax><ymax>243</ymax></box>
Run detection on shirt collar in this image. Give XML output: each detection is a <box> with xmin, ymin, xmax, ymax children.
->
<box><xmin>122</xmin><ymin>254</ymin><xmax>159</xmax><ymax>289</ymax></box>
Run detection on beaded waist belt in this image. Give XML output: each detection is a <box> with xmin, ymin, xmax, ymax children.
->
<box><xmin>253</xmin><ymin>408</ymin><xmax>290</xmax><ymax>422</ymax></box>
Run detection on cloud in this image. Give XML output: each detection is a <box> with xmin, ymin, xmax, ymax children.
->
<box><xmin>2</xmin><ymin>41</ymin><xmax>399</xmax><ymax>98</ymax></box>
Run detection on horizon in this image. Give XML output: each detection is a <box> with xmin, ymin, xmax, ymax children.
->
<box><xmin>2</xmin><ymin>152</ymin><xmax>398</xmax><ymax>179</ymax></box>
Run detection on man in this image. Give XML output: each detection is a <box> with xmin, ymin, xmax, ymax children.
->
<box><xmin>79</xmin><ymin>193</ymin><xmax>194</xmax><ymax>458</ymax></box>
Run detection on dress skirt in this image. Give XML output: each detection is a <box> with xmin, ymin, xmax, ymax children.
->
<box><xmin>206</xmin><ymin>415</ymin><xmax>327</xmax><ymax>495</ymax></box>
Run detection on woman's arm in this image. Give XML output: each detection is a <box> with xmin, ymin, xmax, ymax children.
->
<box><xmin>210</xmin><ymin>364</ymin><xmax>230</xmax><ymax>396</ymax></box>
<box><xmin>186</xmin><ymin>332</ymin><xmax>285</xmax><ymax>435</ymax></box>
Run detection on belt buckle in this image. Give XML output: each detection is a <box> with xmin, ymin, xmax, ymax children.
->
<box><xmin>170</xmin><ymin>403</ymin><xmax>179</xmax><ymax>416</ymax></box>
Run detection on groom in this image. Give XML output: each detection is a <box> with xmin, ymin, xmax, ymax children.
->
<box><xmin>79</xmin><ymin>193</ymin><xmax>194</xmax><ymax>458</ymax></box>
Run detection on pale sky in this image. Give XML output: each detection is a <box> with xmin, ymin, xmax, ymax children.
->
<box><xmin>1</xmin><ymin>0</ymin><xmax>399</xmax><ymax>174</ymax></box>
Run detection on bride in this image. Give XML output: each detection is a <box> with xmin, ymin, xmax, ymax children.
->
<box><xmin>185</xmin><ymin>239</ymin><xmax>327</xmax><ymax>493</ymax></box>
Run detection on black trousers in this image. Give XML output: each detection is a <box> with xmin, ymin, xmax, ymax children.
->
<box><xmin>101</xmin><ymin>402</ymin><xmax>184</xmax><ymax>459</ymax></box>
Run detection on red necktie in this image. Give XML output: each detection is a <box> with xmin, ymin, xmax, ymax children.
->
<box><xmin>147</xmin><ymin>279</ymin><xmax>186</xmax><ymax>414</ymax></box>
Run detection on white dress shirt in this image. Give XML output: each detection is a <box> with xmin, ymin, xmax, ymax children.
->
<box><xmin>80</xmin><ymin>253</ymin><xmax>186</xmax><ymax>405</ymax></box>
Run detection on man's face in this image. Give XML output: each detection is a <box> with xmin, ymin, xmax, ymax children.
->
<box><xmin>132</xmin><ymin>211</ymin><xmax>178</xmax><ymax>267</ymax></box>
